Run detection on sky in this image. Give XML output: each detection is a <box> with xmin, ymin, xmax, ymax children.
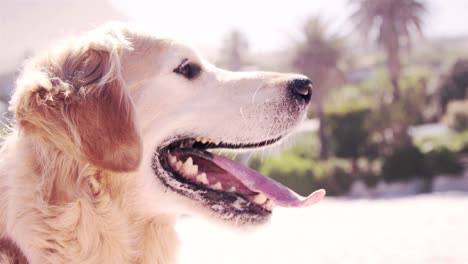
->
<box><xmin>1</xmin><ymin>0</ymin><xmax>467</xmax><ymax>73</ymax></box>
<box><xmin>111</xmin><ymin>0</ymin><xmax>468</xmax><ymax>52</ymax></box>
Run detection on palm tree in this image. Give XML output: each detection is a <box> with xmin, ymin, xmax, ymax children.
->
<box><xmin>293</xmin><ymin>17</ymin><xmax>344</xmax><ymax>159</ymax></box>
<box><xmin>219</xmin><ymin>30</ymin><xmax>249</xmax><ymax>71</ymax></box>
<box><xmin>351</xmin><ymin>0</ymin><xmax>425</xmax><ymax>101</ymax></box>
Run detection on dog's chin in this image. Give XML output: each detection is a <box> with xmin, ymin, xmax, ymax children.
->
<box><xmin>151</xmin><ymin>135</ymin><xmax>326</xmax><ymax>226</ymax></box>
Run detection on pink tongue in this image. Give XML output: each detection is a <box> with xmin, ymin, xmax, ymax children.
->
<box><xmin>210</xmin><ymin>153</ymin><xmax>325</xmax><ymax>208</ymax></box>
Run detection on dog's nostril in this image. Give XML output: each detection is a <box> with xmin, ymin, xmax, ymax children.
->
<box><xmin>288</xmin><ymin>78</ymin><xmax>312</xmax><ymax>100</ymax></box>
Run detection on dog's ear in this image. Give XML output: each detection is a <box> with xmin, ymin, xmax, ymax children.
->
<box><xmin>13</xmin><ymin>42</ymin><xmax>142</xmax><ymax>172</ymax></box>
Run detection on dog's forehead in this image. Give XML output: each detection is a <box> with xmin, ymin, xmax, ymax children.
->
<box><xmin>159</xmin><ymin>40</ymin><xmax>203</xmax><ymax>64</ymax></box>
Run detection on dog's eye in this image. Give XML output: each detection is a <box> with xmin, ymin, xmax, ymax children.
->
<box><xmin>173</xmin><ymin>59</ymin><xmax>201</xmax><ymax>80</ymax></box>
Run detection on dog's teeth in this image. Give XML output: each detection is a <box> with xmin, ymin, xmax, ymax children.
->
<box><xmin>212</xmin><ymin>182</ymin><xmax>222</xmax><ymax>190</ymax></box>
<box><xmin>188</xmin><ymin>165</ymin><xmax>198</xmax><ymax>176</ymax></box>
<box><xmin>265</xmin><ymin>199</ymin><xmax>275</xmax><ymax>210</ymax></box>
<box><xmin>196</xmin><ymin>173</ymin><xmax>209</xmax><ymax>184</ymax></box>
<box><xmin>185</xmin><ymin>157</ymin><xmax>193</xmax><ymax>166</ymax></box>
<box><xmin>196</xmin><ymin>137</ymin><xmax>220</xmax><ymax>145</ymax></box>
<box><xmin>175</xmin><ymin>161</ymin><xmax>183</xmax><ymax>171</ymax></box>
<box><xmin>181</xmin><ymin>157</ymin><xmax>195</xmax><ymax>174</ymax></box>
<box><xmin>169</xmin><ymin>155</ymin><xmax>177</xmax><ymax>165</ymax></box>
<box><xmin>228</xmin><ymin>186</ymin><xmax>236</xmax><ymax>192</ymax></box>
<box><xmin>253</xmin><ymin>193</ymin><xmax>267</xmax><ymax>205</ymax></box>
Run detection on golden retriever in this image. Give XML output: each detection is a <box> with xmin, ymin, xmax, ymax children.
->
<box><xmin>0</xmin><ymin>23</ymin><xmax>325</xmax><ymax>264</ymax></box>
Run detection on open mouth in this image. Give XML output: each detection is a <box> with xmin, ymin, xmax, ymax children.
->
<box><xmin>152</xmin><ymin>136</ymin><xmax>325</xmax><ymax>224</ymax></box>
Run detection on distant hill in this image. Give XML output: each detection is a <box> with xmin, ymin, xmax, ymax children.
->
<box><xmin>0</xmin><ymin>0</ymin><xmax>126</xmax><ymax>73</ymax></box>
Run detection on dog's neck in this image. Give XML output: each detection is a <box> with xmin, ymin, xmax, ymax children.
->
<box><xmin>9</xmin><ymin>133</ymin><xmax>179</xmax><ymax>264</ymax></box>
<box><xmin>16</xmin><ymin>134</ymin><xmax>94</xmax><ymax>205</ymax></box>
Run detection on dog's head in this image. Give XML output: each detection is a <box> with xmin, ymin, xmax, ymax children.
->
<box><xmin>11</xmin><ymin>23</ymin><xmax>324</xmax><ymax>226</ymax></box>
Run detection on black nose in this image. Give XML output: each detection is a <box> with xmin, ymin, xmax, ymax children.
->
<box><xmin>288</xmin><ymin>78</ymin><xmax>312</xmax><ymax>102</ymax></box>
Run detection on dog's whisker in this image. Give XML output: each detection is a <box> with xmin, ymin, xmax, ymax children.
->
<box><xmin>251</xmin><ymin>80</ymin><xmax>265</xmax><ymax>104</ymax></box>
<box><xmin>239</xmin><ymin>107</ymin><xmax>246</xmax><ymax>120</ymax></box>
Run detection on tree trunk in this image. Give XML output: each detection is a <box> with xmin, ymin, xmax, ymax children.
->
<box><xmin>351</xmin><ymin>158</ymin><xmax>359</xmax><ymax>179</ymax></box>
<box><xmin>391</xmin><ymin>78</ymin><xmax>400</xmax><ymax>101</ymax></box>
<box><xmin>385</xmin><ymin>34</ymin><xmax>401</xmax><ymax>102</ymax></box>
<box><xmin>318</xmin><ymin>109</ymin><xmax>328</xmax><ymax>160</ymax></box>
<box><xmin>421</xmin><ymin>177</ymin><xmax>433</xmax><ymax>194</ymax></box>
<box><xmin>315</xmin><ymin>90</ymin><xmax>328</xmax><ymax>160</ymax></box>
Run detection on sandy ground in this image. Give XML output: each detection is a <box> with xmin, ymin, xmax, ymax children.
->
<box><xmin>176</xmin><ymin>193</ymin><xmax>468</xmax><ymax>264</ymax></box>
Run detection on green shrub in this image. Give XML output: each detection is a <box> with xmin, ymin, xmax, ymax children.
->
<box><xmin>382</xmin><ymin>144</ymin><xmax>426</xmax><ymax>182</ymax></box>
<box><xmin>361</xmin><ymin>171</ymin><xmax>381</xmax><ymax>188</ymax></box>
<box><xmin>325</xmin><ymin>102</ymin><xmax>376</xmax><ymax>177</ymax></box>
<box><xmin>327</xmin><ymin>107</ymin><xmax>372</xmax><ymax>159</ymax></box>
<box><xmin>382</xmin><ymin>143</ymin><xmax>464</xmax><ymax>183</ymax></box>
<box><xmin>438</xmin><ymin>59</ymin><xmax>468</xmax><ymax>112</ymax></box>
<box><xmin>413</xmin><ymin>129</ymin><xmax>468</xmax><ymax>154</ymax></box>
<box><xmin>443</xmin><ymin>100</ymin><xmax>468</xmax><ymax>132</ymax></box>
<box><xmin>425</xmin><ymin>147</ymin><xmax>463</xmax><ymax>176</ymax></box>
<box><xmin>315</xmin><ymin>166</ymin><xmax>354</xmax><ymax>196</ymax></box>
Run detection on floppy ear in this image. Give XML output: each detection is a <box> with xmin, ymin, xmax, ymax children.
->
<box><xmin>13</xmin><ymin>44</ymin><xmax>142</xmax><ymax>172</ymax></box>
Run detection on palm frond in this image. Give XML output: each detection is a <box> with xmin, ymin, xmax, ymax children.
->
<box><xmin>351</xmin><ymin>0</ymin><xmax>426</xmax><ymax>49</ymax></box>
